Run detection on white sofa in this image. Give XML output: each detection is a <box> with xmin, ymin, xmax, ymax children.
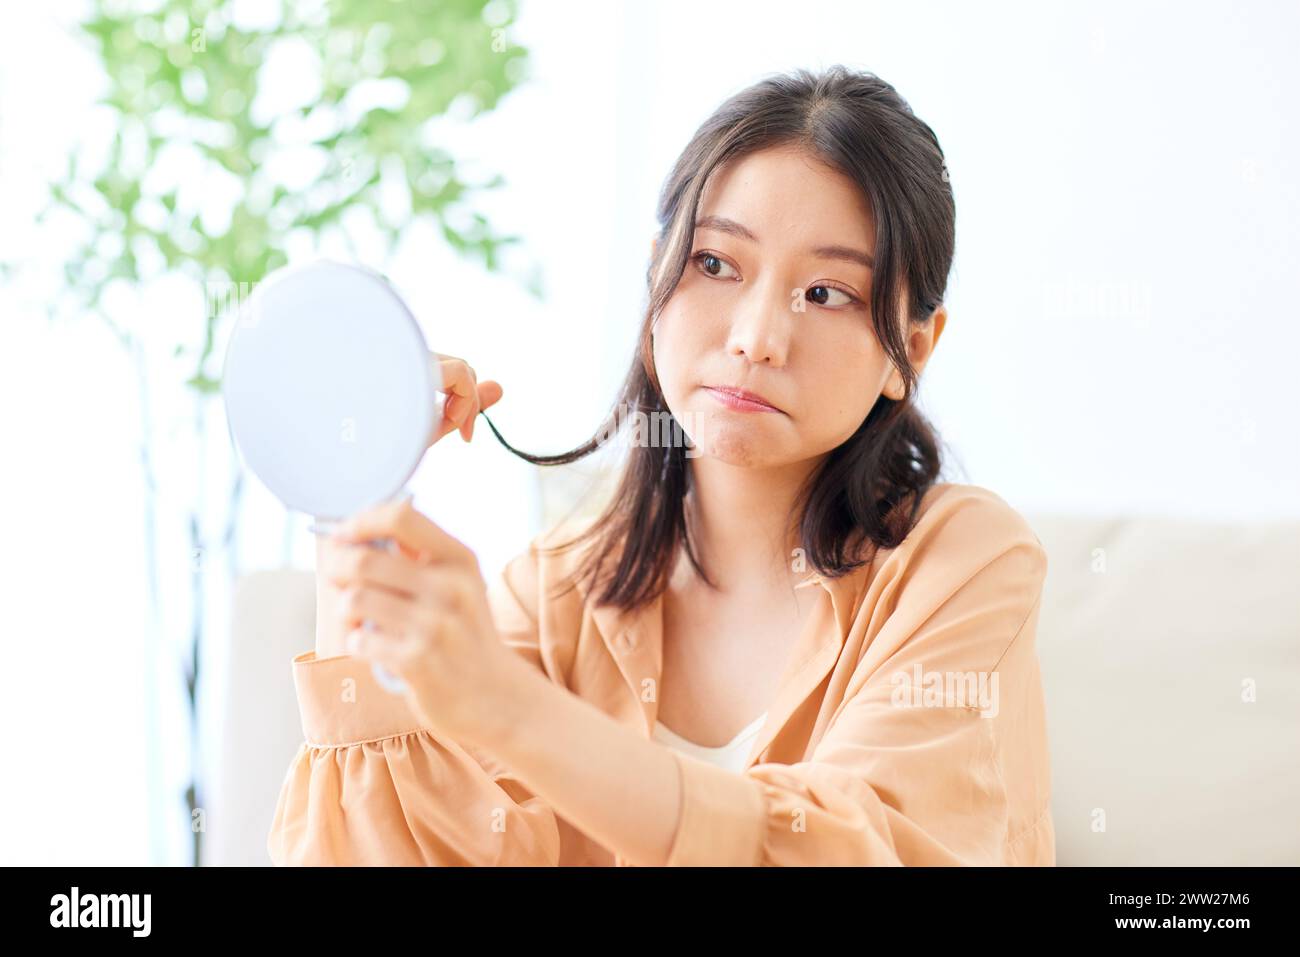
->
<box><xmin>205</xmin><ymin>490</ymin><xmax>1300</xmax><ymax>866</ymax></box>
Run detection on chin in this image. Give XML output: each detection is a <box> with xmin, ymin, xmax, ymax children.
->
<box><xmin>686</xmin><ymin>407</ymin><xmax>784</xmax><ymax>469</ymax></box>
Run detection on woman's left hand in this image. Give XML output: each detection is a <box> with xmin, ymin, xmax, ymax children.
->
<box><xmin>322</xmin><ymin>496</ymin><xmax>521</xmax><ymax>743</ymax></box>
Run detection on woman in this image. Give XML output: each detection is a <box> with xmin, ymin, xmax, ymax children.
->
<box><xmin>267</xmin><ymin>65</ymin><xmax>1054</xmax><ymax>867</ymax></box>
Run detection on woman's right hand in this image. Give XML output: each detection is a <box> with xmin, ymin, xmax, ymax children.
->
<box><xmin>427</xmin><ymin>351</ymin><xmax>503</xmax><ymax>446</ymax></box>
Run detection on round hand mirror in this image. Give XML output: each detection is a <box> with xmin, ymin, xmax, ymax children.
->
<box><xmin>222</xmin><ymin>259</ymin><xmax>443</xmax><ymax>694</ymax></box>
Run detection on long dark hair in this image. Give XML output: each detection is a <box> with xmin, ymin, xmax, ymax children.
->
<box><xmin>479</xmin><ymin>65</ymin><xmax>955</xmax><ymax>613</ymax></box>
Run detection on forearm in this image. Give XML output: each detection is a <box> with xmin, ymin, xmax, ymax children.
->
<box><xmin>463</xmin><ymin>658</ymin><xmax>682</xmax><ymax>867</ymax></box>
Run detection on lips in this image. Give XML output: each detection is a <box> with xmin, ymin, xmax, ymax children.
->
<box><xmin>703</xmin><ymin>385</ymin><xmax>782</xmax><ymax>413</ymax></box>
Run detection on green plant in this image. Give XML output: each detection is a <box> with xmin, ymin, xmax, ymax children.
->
<box><xmin>44</xmin><ymin>0</ymin><xmax>534</xmax><ymax>381</ymax></box>
<box><xmin>28</xmin><ymin>0</ymin><xmax>534</xmax><ymax>865</ymax></box>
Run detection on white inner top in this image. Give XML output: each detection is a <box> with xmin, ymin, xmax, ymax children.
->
<box><xmin>652</xmin><ymin>711</ymin><xmax>768</xmax><ymax>774</ymax></box>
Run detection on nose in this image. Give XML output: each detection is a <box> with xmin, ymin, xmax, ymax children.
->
<box><xmin>725</xmin><ymin>275</ymin><xmax>794</xmax><ymax>367</ymax></box>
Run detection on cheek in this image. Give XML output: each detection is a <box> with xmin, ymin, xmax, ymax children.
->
<box><xmin>651</xmin><ymin>301</ymin><xmax>704</xmax><ymax>391</ymax></box>
<box><xmin>802</xmin><ymin>328</ymin><xmax>891</xmax><ymax>427</ymax></box>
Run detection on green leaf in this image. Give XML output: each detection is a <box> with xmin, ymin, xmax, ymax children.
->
<box><xmin>25</xmin><ymin>0</ymin><xmax>539</xmax><ymax>374</ymax></box>
<box><xmin>185</xmin><ymin>373</ymin><xmax>222</xmax><ymax>395</ymax></box>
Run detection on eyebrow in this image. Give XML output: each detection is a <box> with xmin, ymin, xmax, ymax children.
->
<box><xmin>694</xmin><ymin>215</ymin><xmax>875</xmax><ymax>270</ymax></box>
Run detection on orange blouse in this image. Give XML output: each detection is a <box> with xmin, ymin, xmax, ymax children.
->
<box><xmin>267</xmin><ymin>482</ymin><xmax>1055</xmax><ymax>866</ymax></box>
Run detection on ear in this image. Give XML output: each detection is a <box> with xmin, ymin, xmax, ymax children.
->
<box><xmin>650</xmin><ymin>235</ymin><xmax>658</xmax><ymax>258</ymax></box>
<box><xmin>881</xmin><ymin>368</ymin><xmax>904</xmax><ymax>401</ymax></box>
<box><xmin>882</xmin><ymin>304</ymin><xmax>947</xmax><ymax>400</ymax></box>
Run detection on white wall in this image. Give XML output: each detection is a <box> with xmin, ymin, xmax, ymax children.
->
<box><xmin>476</xmin><ymin>0</ymin><xmax>1300</xmax><ymax>521</ymax></box>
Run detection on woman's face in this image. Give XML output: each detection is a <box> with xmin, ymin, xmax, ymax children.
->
<box><xmin>652</xmin><ymin>145</ymin><xmax>936</xmax><ymax>471</ymax></box>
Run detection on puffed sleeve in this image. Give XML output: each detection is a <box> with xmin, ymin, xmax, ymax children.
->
<box><xmin>660</xmin><ymin>491</ymin><xmax>1054</xmax><ymax>866</ymax></box>
<box><xmin>266</xmin><ymin>538</ymin><xmax>564</xmax><ymax>866</ymax></box>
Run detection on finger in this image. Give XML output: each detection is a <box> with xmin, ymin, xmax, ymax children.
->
<box><xmin>432</xmin><ymin>352</ymin><xmax>470</xmax><ymax>390</ymax></box>
<box><xmin>428</xmin><ymin>403</ymin><xmax>460</xmax><ymax>446</ymax></box>
<box><xmin>438</xmin><ymin>356</ymin><xmax>490</xmax><ymax>443</ymax></box>
<box><xmin>345</xmin><ymin>623</ymin><xmax>419</xmax><ymax>668</ymax></box>
<box><xmin>337</xmin><ymin>582</ymin><xmax>415</xmax><ymax>633</ymax></box>
<box><xmin>478</xmin><ymin>380</ymin><xmax>503</xmax><ymax>412</ymax></box>
<box><xmin>468</xmin><ymin>380</ymin><xmax>503</xmax><ymax>442</ymax></box>
<box><xmin>433</xmin><ymin>357</ymin><xmax>481</xmax><ymax>443</ymax></box>
<box><xmin>443</xmin><ymin>392</ymin><xmax>469</xmax><ymax>428</ymax></box>
<box><xmin>409</xmin><ymin>562</ymin><xmax>476</xmax><ymax>614</ymax></box>
<box><xmin>459</xmin><ymin>382</ymin><xmax>481</xmax><ymax>442</ymax></box>
<box><xmin>329</xmin><ymin>548</ymin><xmax>468</xmax><ymax>615</ymax></box>
<box><xmin>334</xmin><ymin>498</ymin><xmax>478</xmax><ymax>573</ymax></box>
<box><xmin>427</xmin><ymin>394</ymin><xmax>468</xmax><ymax>447</ymax></box>
<box><xmin>322</xmin><ymin>539</ymin><xmax>425</xmax><ymax>597</ymax></box>
<box><xmin>452</xmin><ymin>379</ymin><xmax>504</xmax><ymax>444</ymax></box>
<box><xmin>436</xmin><ymin>355</ymin><xmax>477</xmax><ymax>409</ymax></box>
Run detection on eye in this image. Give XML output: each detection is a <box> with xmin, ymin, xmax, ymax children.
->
<box><xmin>691</xmin><ymin>251</ymin><xmax>740</xmax><ymax>280</ymax></box>
<box><xmin>806</xmin><ymin>284</ymin><xmax>858</xmax><ymax>308</ymax></box>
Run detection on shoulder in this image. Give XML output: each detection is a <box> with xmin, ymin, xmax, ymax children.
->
<box><xmin>848</xmin><ymin>483</ymin><xmax>1049</xmax><ymax>669</ymax></box>
<box><xmin>908</xmin><ymin>482</ymin><xmax>1044</xmax><ymax>556</ymax></box>
<box><xmin>873</xmin><ymin>481</ymin><xmax>1048</xmax><ymax>597</ymax></box>
<box><xmin>491</xmin><ymin>514</ymin><xmax>603</xmax><ymax>616</ymax></box>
